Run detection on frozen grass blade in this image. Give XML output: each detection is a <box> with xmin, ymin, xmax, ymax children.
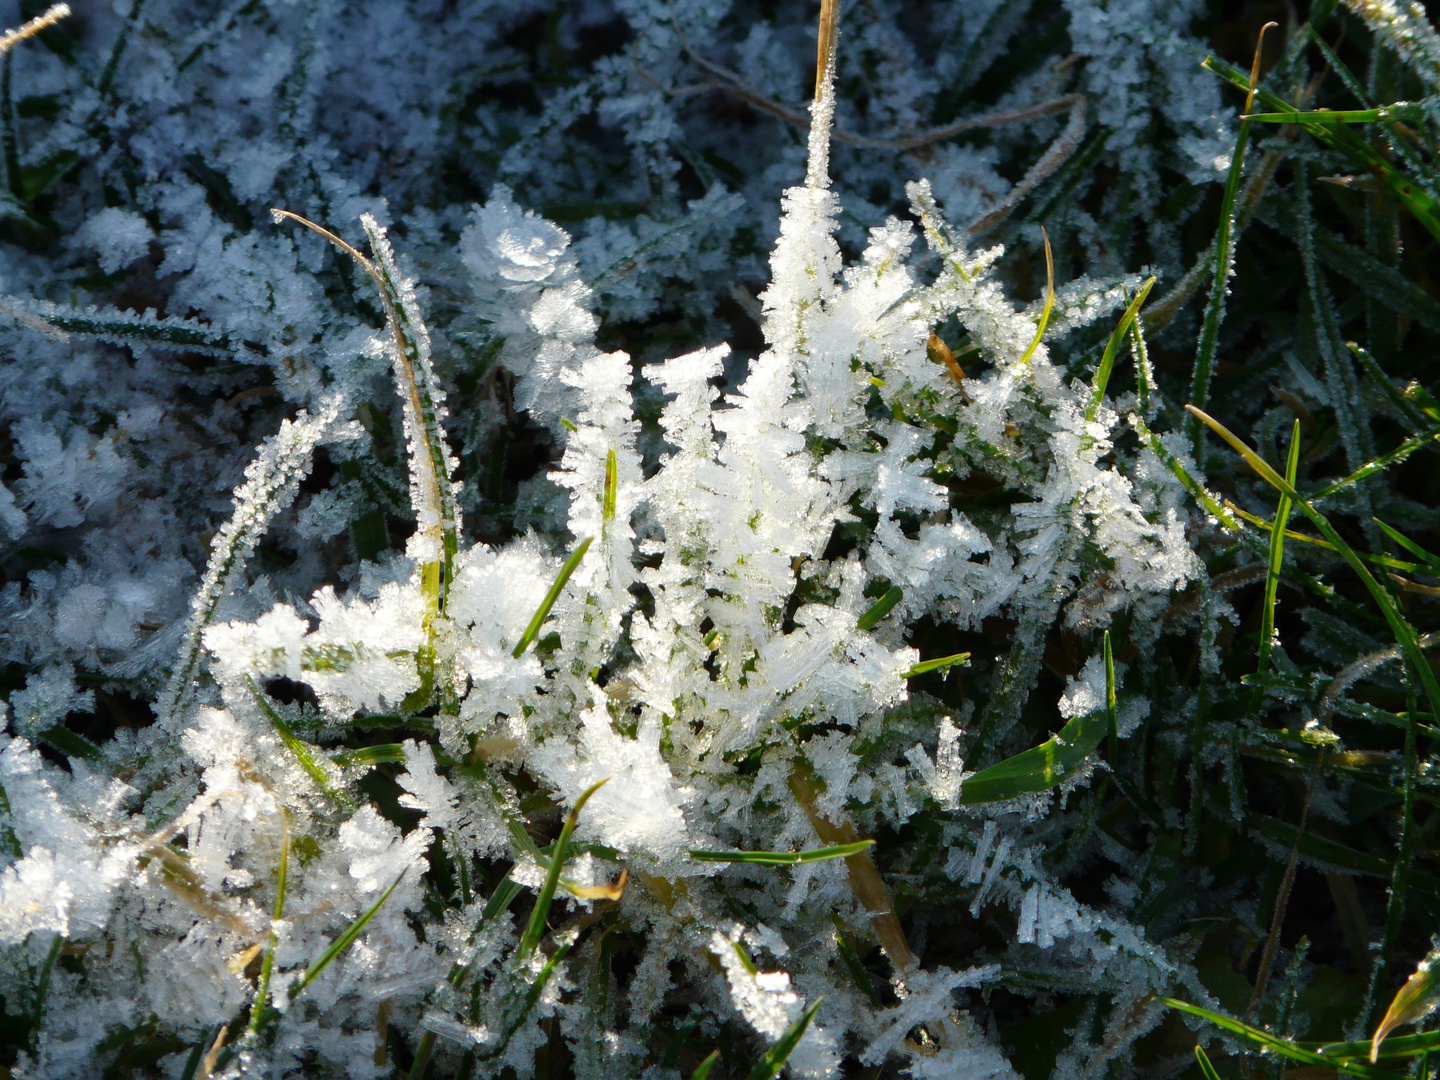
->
<box><xmin>1185</xmin><ymin>23</ymin><xmax>1275</xmax><ymax>458</ymax></box>
<box><xmin>1087</xmin><ymin>276</ymin><xmax>1156</xmax><ymax>423</ymax></box>
<box><xmin>512</xmin><ymin>536</ymin><xmax>593</xmax><ymax>658</ymax></box>
<box><xmin>743</xmin><ymin>998</ymin><xmax>823</xmax><ymax>1080</ymax></box>
<box><xmin>690</xmin><ymin>1049</ymin><xmax>721</xmax><ymax>1080</ymax></box>
<box><xmin>1162</xmin><ymin>998</ymin><xmax>1405</xmax><ymax>1079</ymax></box>
<box><xmin>1017</xmin><ymin>227</ymin><xmax>1054</xmax><ymax>367</ymax></box>
<box><xmin>29</xmin><ymin>933</ymin><xmax>61</xmax><ymax>1052</ymax></box>
<box><xmin>1201</xmin><ymin>56</ymin><xmax>1440</xmax><ymax>242</ymax></box>
<box><xmin>688</xmin><ymin>840</ymin><xmax>875</xmax><ymax>864</ymax></box>
<box><xmin>1243</xmin><ymin>105</ymin><xmax>1426</xmax><ymax>123</ymax></box>
<box><xmin>247</xmin><ymin>815</ymin><xmax>288</xmax><ymax>1035</ymax></box>
<box><xmin>602</xmin><ymin>447</ymin><xmax>618</xmax><ymax>523</ymax></box>
<box><xmin>960</xmin><ymin>704</ymin><xmax>1108</xmax><ymax>803</ymax></box>
<box><xmin>297</xmin><ymin>872</ymin><xmax>404</xmax><ymax>994</ymax></box>
<box><xmin>1185</xmin><ymin>405</ymin><xmax>1440</xmax><ymax>726</ymax></box>
<box><xmin>516</xmin><ymin>777</ymin><xmax>608</xmax><ymax>962</ymax></box>
<box><xmin>857</xmin><ymin>586</ymin><xmax>903</xmax><ymax>631</ymax></box>
<box><xmin>246</xmin><ymin>677</ymin><xmax>351</xmax><ymax>808</ymax></box>
<box><xmin>1249</xmin><ymin>419</ymin><xmax>1300</xmax><ymax>716</ymax></box>
<box><xmin>900</xmin><ymin>652</ymin><xmax>970</xmax><ymax>678</ymax></box>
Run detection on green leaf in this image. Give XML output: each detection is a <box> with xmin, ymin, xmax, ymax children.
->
<box><xmin>1186</xmin><ymin>405</ymin><xmax>1440</xmax><ymax>746</ymax></box>
<box><xmin>516</xmin><ymin>778</ymin><xmax>609</xmax><ymax>962</ymax></box>
<box><xmin>960</xmin><ymin>707</ymin><xmax>1108</xmax><ymax>803</ymax></box>
<box><xmin>297</xmin><ymin>872</ymin><xmax>404</xmax><ymax>994</ymax></box>
<box><xmin>1242</xmin><ymin>105</ymin><xmax>1426</xmax><ymax>123</ymax></box>
<box><xmin>688</xmin><ymin>840</ymin><xmax>875</xmax><ymax>864</ymax></box>
<box><xmin>1373</xmin><ymin>519</ymin><xmax>1440</xmax><ymax>578</ymax></box>
<box><xmin>512</xmin><ymin>536</ymin><xmax>593</xmax><ymax>658</ymax></box>
<box><xmin>1194</xmin><ymin>1045</ymin><xmax>1223</xmax><ymax>1080</ymax></box>
<box><xmin>246</xmin><ymin>677</ymin><xmax>352</xmax><ymax>807</ymax></box>
<box><xmin>1201</xmin><ymin>56</ymin><xmax>1440</xmax><ymax>243</ymax></box>
<box><xmin>1162</xmin><ymin>998</ymin><xmax>1406</xmax><ymax>1079</ymax></box>
<box><xmin>1371</xmin><ymin>945</ymin><xmax>1440</xmax><ymax>1061</ymax></box>
<box><xmin>690</xmin><ymin>1050</ymin><xmax>721</xmax><ymax>1080</ymax></box>
<box><xmin>901</xmin><ymin>652</ymin><xmax>970</xmax><ymax>678</ymax></box>
<box><xmin>1087</xmin><ymin>276</ymin><xmax>1156</xmax><ymax>422</ymax></box>
<box><xmin>743</xmin><ymin>998</ymin><xmax>824</xmax><ymax>1080</ymax></box>
<box><xmin>857</xmin><ymin>586</ymin><xmax>902</xmax><ymax>631</ymax></box>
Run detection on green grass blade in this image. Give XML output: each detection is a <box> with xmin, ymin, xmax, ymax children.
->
<box><xmin>298</xmin><ymin>872</ymin><xmax>404</xmax><ymax>994</ymax></box>
<box><xmin>690</xmin><ymin>1049</ymin><xmax>721</xmax><ymax>1080</ymax></box>
<box><xmin>901</xmin><ymin>652</ymin><xmax>970</xmax><ymax>678</ymax></box>
<box><xmin>1131</xmin><ymin>415</ymin><xmax>1241</xmax><ymax>531</ymax></box>
<box><xmin>512</xmin><ymin>537</ymin><xmax>593</xmax><ymax>658</ymax></box>
<box><xmin>30</xmin><ymin>932</ymin><xmax>62</xmax><ymax>1048</ymax></box>
<box><xmin>1319</xmin><ymin>1029</ymin><xmax>1440</xmax><ymax>1062</ymax></box>
<box><xmin>1087</xmin><ymin>276</ymin><xmax>1156</xmax><ymax>423</ymax></box>
<box><xmin>1162</xmin><ymin>998</ymin><xmax>1405</xmax><ymax>1079</ymax></box>
<box><xmin>1194</xmin><ymin>1045</ymin><xmax>1223</xmax><ymax>1080</ymax></box>
<box><xmin>1201</xmin><ymin>56</ymin><xmax>1440</xmax><ymax>242</ymax></box>
<box><xmin>1250</xmin><ymin>419</ymin><xmax>1300</xmax><ymax>715</ymax></box>
<box><xmin>688</xmin><ymin>840</ymin><xmax>875</xmax><ymax>865</ymax></box>
<box><xmin>1225</xmin><ymin>503</ymin><xmax>1419</xmax><ymax>572</ymax></box>
<box><xmin>1104</xmin><ymin>631</ymin><xmax>1118</xmax><ymax>761</ymax></box>
<box><xmin>35</xmin><ymin>725</ymin><xmax>103</xmax><ymax>763</ymax></box>
<box><xmin>1243</xmin><ymin>105</ymin><xmax>1426</xmax><ymax>123</ymax></box>
<box><xmin>246</xmin><ymin>677</ymin><xmax>351</xmax><ymax>807</ymax></box>
<box><xmin>743</xmin><ymin>998</ymin><xmax>824</xmax><ymax>1080</ymax></box>
<box><xmin>516</xmin><ymin>778</ymin><xmax>608</xmax><ymax>961</ymax></box>
<box><xmin>0</xmin><ymin>781</ymin><xmax>21</xmax><ymax>858</ymax></box>
<box><xmin>330</xmin><ymin>744</ymin><xmax>408</xmax><ymax>768</ymax></box>
<box><xmin>248</xmin><ymin>817</ymin><xmax>289</xmax><ymax>1034</ymax></box>
<box><xmin>602</xmin><ymin>447</ymin><xmax>618</xmax><ymax>523</ymax></box>
<box><xmin>1186</xmin><ymin>45</ymin><xmax>1265</xmax><ymax>457</ymax></box>
<box><xmin>1018</xmin><ymin>229</ymin><xmax>1054</xmax><ymax>367</ymax></box>
<box><xmin>960</xmin><ymin>706</ymin><xmax>1108</xmax><ymax>803</ymax></box>
<box><xmin>857</xmin><ymin>586</ymin><xmax>903</xmax><ymax>631</ymax></box>
<box><xmin>1373</xmin><ymin>519</ymin><xmax>1440</xmax><ymax>577</ymax></box>
<box><xmin>1186</xmin><ymin>405</ymin><xmax>1440</xmax><ymax>729</ymax></box>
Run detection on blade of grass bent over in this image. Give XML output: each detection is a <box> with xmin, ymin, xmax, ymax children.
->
<box><xmin>1185</xmin><ymin>405</ymin><xmax>1440</xmax><ymax>730</ymax></box>
<box><xmin>1017</xmin><ymin>228</ymin><xmax>1054</xmax><ymax>367</ymax></box>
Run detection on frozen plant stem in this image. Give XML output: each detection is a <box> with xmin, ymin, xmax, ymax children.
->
<box><xmin>1185</xmin><ymin>23</ymin><xmax>1276</xmax><ymax>460</ymax></box>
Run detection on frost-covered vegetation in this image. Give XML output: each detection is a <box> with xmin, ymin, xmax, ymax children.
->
<box><xmin>2</xmin><ymin>0</ymin><xmax>1440</xmax><ymax>1076</ymax></box>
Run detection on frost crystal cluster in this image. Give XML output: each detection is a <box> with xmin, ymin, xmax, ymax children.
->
<box><xmin>4</xmin><ymin>0</ymin><xmax>1440</xmax><ymax>1077</ymax></box>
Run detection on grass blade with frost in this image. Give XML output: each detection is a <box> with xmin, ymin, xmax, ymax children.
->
<box><xmin>1162</xmin><ymin>998</ymin><xmax>1405</xmax><ymax>1079</ymax></box>
<box><xmin>1249</xmin><ymin>420</ymin><xmax>1300</xmax><ymax>717</ymax></box>
<box><xmin>516</xmin><ymin>778</ymin><xmax>608</xmax><ymax>961</ymax></box>
<box><xmin>297</xmin><ymin>872</ymin><xmax>404</xmax><ymax>994</ymax></box>
<box><xmin>1087</xmin><ymin>277</ymin><xmax>1156</xmax><ymax>422</ymax></box>
<box><xmin>247</xmin><ymin>816</ymin><xmax>288</xmax><ymax>1034</ymax></box>
<box><xmin>743</xmin><ymin>999</ymin><xmax>823</xmax><ymax>1080</ymax></box>
<box><xmin>1185</xmin><ymin>24</ymin><xmax>1274</xmax><ymax>457</ymax></box>
<box><xmin>512</xmin><ymin>536</ymin><xmax>592</xmax><ymax>658</ymax></box>
<box><xmin>246</xmin><ymin>677</ymin><xmax>351</xmax><ymax>807</ymax></box>
<box><xmin>688</xmin><ymin>840</ymin><xmax>875</xmax><ymax>864</ymax></box>
<box><xmin>1186</xmin><ymin>405</ymin><xmax>1440</xmax><ymax>725</ymax></box>
<box><xmin>857</xmin><ymin>586</ymin><xmax>903</xmax><ymax>631</ymax></box>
